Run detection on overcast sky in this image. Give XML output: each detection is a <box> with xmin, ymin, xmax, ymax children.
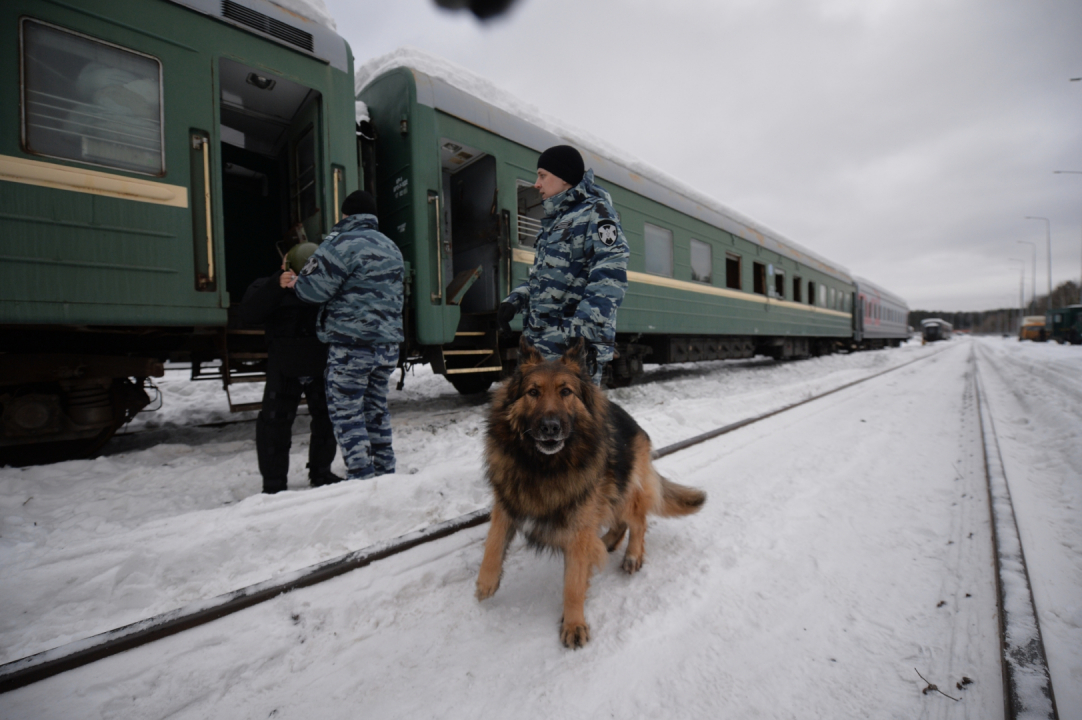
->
<box><xmin>321</xmin><ymin>0</ymin><xmax>1082</xmax><ymax>312</ymax></box>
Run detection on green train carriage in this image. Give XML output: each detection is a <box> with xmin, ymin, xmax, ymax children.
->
<box><xmin>0</xmin><ymin>0</ymin><xmax>357</xmax><ymax>458</ymax></box>
<box><xmin>0</xmin><ymin>2</ymin><xmax>868</xmax><ymax>460</ymax></box>
<box><xmin>357</xmin><ymin>57</ymin><xmax>857</xmax><ymax>393</ymax></box>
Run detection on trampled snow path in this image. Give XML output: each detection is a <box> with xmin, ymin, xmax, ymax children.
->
<box><xmin>3</xmin><ymin>337</ymin><xmax>1080</xmax><ymax>719</ymax></box>
<box><xmin>0</xmin><ymin>346</ymin><xmax>938</xmax><ymax>664</ymax></box>
<box><xmin>2</xmin><ymin>341</ymin><xmax>1015</xmax><ymax>719</ymax></box>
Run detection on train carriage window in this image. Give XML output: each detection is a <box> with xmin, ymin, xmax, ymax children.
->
<box><xmin>793</xmin><ymin>275</ymin><xmax>802</xmax><ymax>303</ymax></box>
<box><xmin>829</xmin><ymin>287</ymin><xmax>835</xmax><ymax>309</ymax></box>
<box><xmin>21</xmin><ymin>19</ymin><xmax>164</xmax><ymax>175</ymax></box>
<box><xmin>644</xmin><ymin>223</ymin><xmax>673</xmax><ymax>277</ymax></box>
<box><xmin>752</xmin><ymin>262</ymin><xmax>766</xmax><ymax>295</ymax></box>
<box><xmin>807</xmin><ymin>281</ymin><xmax>815</xmax><ymax>305</ymax></box>
<box><xmin>774</xmin><ymin>269</ymin><xmax>785</xmax><ymax>299</ymax></box>
<box><xmin>819</xmin><ymin>284</ymin><xmax>827</xmax><ymax>307</ymax></box>
<box><xmin>516</xmin><ymin>180</ymin><xmax>543</xmax><ymax>247</ymax></box>
<box><xmin>690</xmin><ymin>238</ymin><xmax>712</xmax><ymax>283</ymax></box>
<box><xmin>726</xmin><ymin>253</ymin><xmax>741</xmax><ymax>290</ymax></box>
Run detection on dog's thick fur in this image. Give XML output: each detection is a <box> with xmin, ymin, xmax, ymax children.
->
<box><xmin>475</xmin><ymin>338</ymin><xmax>706</xmax><ymax>648</ymax></box>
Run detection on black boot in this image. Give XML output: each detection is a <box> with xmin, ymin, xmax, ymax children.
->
<box><xmin>310</xmin><ymin>469</ymin><xmax>344</xmax><ymax>487</ymax></box>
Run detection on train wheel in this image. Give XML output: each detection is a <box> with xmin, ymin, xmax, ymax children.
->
<box><xmin>0</xmin><ymin>378</ymin><xmax>148</xmax><ymax>467</ymax></box>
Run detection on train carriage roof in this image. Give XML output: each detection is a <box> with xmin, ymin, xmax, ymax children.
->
<box><xmin>853</xmin><ymin>276</ymin><xmax>909</xmax><ymax>310</ymax></box>
<box><xmin>168</xmin><ymin>0</ymin><xmax>349</xmax><ymax>71</ymax></box>
<box><xmin>356</xmin><ymin>48</ymin><xmax>853</xmax><ymax>284</ymax></box>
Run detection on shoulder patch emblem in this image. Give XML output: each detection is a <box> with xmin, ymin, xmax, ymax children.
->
<box><xmin>300</xmin><ymin>256</ymin><xmax>319</xmax><ymax>276</ymax></box>
<box><xmin>597</xmin><ymin>220</ymin><xmax>619</xmax><ymax>246</ymax></box>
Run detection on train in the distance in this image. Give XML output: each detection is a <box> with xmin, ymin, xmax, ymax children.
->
<box><xmin>0</xmin><ymin>0</ymin><xmax>909</xmax><ymax>461</ymax></box>
<box><xmin>920</xmin><ymin>318</ymin><xmax>953</xmax><ymax>343</ymax></box>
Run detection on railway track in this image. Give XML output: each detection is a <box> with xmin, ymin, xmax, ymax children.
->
<box><xmin>972</xmin><ymin>347</ymin><xmax>1058</xmax><ymax>720</ymax></box>
<box><xmin>0</xmin><ymin>343</ymin><xmax>1058</xmax><ymax>717</ymax></box>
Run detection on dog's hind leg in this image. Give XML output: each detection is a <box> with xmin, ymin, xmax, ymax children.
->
<box><xmin>561</xmin><ymin>530</ymin><xmax>608</xmax><ymax>649</ymax></box>
<box><xmin>601</xmin><ymin>522</ymin><xmax>627</xmax><ymax>552</ymax></box>
<box><xmin>620</xmin><ymin>486</ymin><xmax>650</xmax><ymax>574</ymax></box>
<box><xmin>476</xmin><ymin>502</ymin><xmax>515</xmax><ymax>601</ymax></box>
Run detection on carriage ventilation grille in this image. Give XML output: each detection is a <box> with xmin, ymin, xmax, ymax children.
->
<box><xmin>221</xmin><ymin>0</ymin><xmax>314</xmax><ymax>52</ymax></box>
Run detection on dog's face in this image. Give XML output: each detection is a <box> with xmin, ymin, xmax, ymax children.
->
<box><xmin>508</xmin><ymin>338</ymin><xmax>593</xmax><ymax>456</ymax></box>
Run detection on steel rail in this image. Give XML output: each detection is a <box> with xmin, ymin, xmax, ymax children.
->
<box><xmin>972</xmin><ymin>347</ymin><xmax>1059</xmax><ymax>720</ymax></box>
<box><xmin>0</xmin><ymin>346</ymin><xmax>946</xmax><ymax>694</ymax></box>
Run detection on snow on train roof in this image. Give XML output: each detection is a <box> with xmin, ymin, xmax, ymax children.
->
<box><xmin>266</xmin><ymin>0</ymin><xmax>336</xmax><ymax>30</ymax></box>
<box><xmin>355</xmin><ymin>48</ymin><xmax>851</xmax><ymax>283</ymax></box>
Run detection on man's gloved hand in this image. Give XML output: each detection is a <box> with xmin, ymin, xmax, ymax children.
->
<box><xmin>497</xmin><ymin>302</ymin><xmax>516</xmax><ymax>336</ymax></box>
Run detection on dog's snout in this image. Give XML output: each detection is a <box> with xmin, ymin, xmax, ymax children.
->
<box><xmin>539</xmin><ymin>416</ymin><xmax>563</xmax><ymax>439</ymax></box>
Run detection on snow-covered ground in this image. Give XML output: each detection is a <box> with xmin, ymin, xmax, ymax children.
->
<box><xmin>1</xmin><ymin>336</ymin><xmax>1079</xmax><ymax>719</ymax></box>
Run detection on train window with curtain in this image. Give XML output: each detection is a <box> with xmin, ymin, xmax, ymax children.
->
<box><xmin>819</xmin><ymin>284</ymin><xmax>827</xmax><ymax>306</ymax></box>
<box><xmin>644</xmin><ymin>223</ymin><xmax>673</xmax><ymax>277</ymax></box>
<box><xmin>21</xmin><ymin>19</ymin><xmax>164</xmax><ymax>176</ymax></box>
<box><xmin>725</xmin><ymin>252</ymin><xmax>741</xmax><ymax>289</ymax></box>
<box><xmin>774</xmin><ymin>268</ymin><xmax>785</xmax><ymax>298</ymax></box>
<box><xmin>690</xmin><ymin>238</ymin><xmax>712</xmax><ymax>283</ymax></box>
<box><xmin>793</xmin><ymin>275</ymin><xmax>802</xmax><ymax>303</ymax></box>
<box><xmin>829</xmin><ymin>287</ymin><xmax>835</xmax><ymax>309</ymax></box>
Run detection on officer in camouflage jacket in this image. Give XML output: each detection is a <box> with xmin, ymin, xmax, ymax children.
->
<box><xmin>498</xmin><ymin>145</ymin><xmax>629</xmax><ymax>384</ymax></box>
<box><xmin>288</xmin><ymin>191</ymin><xmax>404</xmax><ymax>481</ymax></box>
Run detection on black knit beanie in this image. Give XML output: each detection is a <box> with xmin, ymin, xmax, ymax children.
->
<box><xmin>537</xmin><ymin>145</ymin><xmax>584</xmax><ymax>187</ymax></box>
<box><xmin>341</xmin><ymin>190</ymin><xmax>378</xmax><ymax>217</ymax></box>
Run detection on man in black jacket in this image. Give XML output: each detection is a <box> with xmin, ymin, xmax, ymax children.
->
<box><xmin>239</xmin><ymin>244</ymin><xmax>341</xmax><ymax>493</ymax></box>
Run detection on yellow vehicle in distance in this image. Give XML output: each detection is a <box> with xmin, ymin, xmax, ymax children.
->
<box><xmin>1019</xmin><ymin>316</ymin><xmax>1047</xmax><ymax>342</ymax></box>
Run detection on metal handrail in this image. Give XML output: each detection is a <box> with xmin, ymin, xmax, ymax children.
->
<box><xmin>429</xmin><ymin>193</ymin><xmax>443</xmax><ymax>303</ymax></box>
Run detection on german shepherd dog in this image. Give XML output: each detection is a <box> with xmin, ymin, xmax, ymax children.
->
<box><xmin>475</xmin><ymin>338</ymin><xmax>706</xmax><ymax>648</ymax></box>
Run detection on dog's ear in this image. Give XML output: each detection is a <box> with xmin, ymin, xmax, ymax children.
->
<box><xmin>560</xmin><ymin>337</ymin><xmax>586</xmax><ymax>373</ymax></box>
<box><xmin>518</xmin><ymin>335</ymin><xmax>544</xmax><ymax>369</ymax></box>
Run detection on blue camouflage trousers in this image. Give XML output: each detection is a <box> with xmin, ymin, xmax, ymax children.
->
<box><xmin>324</xmin><ymin>343</ymin><xmax>399</xmax><ymax>480</ymax></box>
<box><xmin>526</xmin><ymin>327</ymin><xmax>610</xmax><ymax>385</ymax></box>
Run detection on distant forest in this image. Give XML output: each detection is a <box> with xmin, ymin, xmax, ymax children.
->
<box><xmin>908</xmin><ymin>280</ymin><xmax>1080</xmax><ymax>334</ymax></box>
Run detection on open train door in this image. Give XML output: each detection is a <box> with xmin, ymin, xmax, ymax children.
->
<box><xmin>198</xmin><ymin>58</ymin><xmax>327</xmax><ymax>409</ymax></box>
<box><xmin>431</xmin><ymin>138</ymin><xmax>505</xmax><ymax>394</ymax></box>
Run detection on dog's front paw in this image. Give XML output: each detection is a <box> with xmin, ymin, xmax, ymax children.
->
<box><xmin>475</xmin><ymin>575</ymin><xmax>500</xmax><ymax>601</ymax></box>
<box><xmin>621</xmin><ymin>553</ymin><xmax>643</xmax><ymax>574</ymax></box>
<box><xmin>561</xmin><ymin>620</ymin><xmax>591</xmax><ymax>649</ymax></box>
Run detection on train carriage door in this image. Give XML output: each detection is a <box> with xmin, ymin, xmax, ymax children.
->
<box><xmin>288</xmin><ymin>95</ymin><xmax>324</xmax><ymax>247</ymax></box>
<box><xmin>433</xmin><ymin>138</ymin><xmax>504</xmax><ymax>393</ymax></box>
<box><xmin>440</xmin><ymin>139</ymin><xmax>499</xmax><ymax>312</ymax></box>
<box><xmin>217</xmin><ymin>58</ymin><xmax>323</xmax><ymax>308</ymax></box>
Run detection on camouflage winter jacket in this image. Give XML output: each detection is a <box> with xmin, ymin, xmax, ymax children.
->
<box><xmin>293</xmin><ymin>214</ymin><xmax>404</xmax><ymax>347</ymax></box>
<box><xmin>506</xmin><ymin>169</ymin><xmax>629</xmax><ymax>359</ymax></box>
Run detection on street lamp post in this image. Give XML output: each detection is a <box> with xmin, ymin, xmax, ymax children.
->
<box><xmin>1053</xmin><ymin>170</ymin><xmax>1082</xmax><ymax>303</ymax></box>
<box><xmin>1009</xmin><ymin>258</ymin><xmax>1025</xmax><ymax>332</ymax></box>
<box><xmin>1024</xmin><ymin>216</ymin><xmax>1052</xmax><ymax>303</ymax></box>
<box><xmin>1017</xmin><ymin>240</ymin><xmax>1036</xmax><ymax>312</ymax></box>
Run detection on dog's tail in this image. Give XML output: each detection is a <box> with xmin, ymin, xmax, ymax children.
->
<box><xmin>658</xmin><ymin>476</ymin><xmax>706</xmax><ymax>517</ymax></box>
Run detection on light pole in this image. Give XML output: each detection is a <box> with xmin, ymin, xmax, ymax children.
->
<box><xmin>1009</xmin><ymin>258</ymin><xmax>1025</xmax><ymax>331</ymax></box>
<box><xmin>1024</xmin><ymin>216</ymin><xmax>1052</xmax><ymax>303</ymax></box>
<box><xmin>1017</xmin><ymin>240</ymin><xmax>1036</xmax><ymax>312</ymax></box>
<box><xmin>1053</xmin><ymin>170</ymin><xmax>1082</xmax><ymax>303</ymax></box>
